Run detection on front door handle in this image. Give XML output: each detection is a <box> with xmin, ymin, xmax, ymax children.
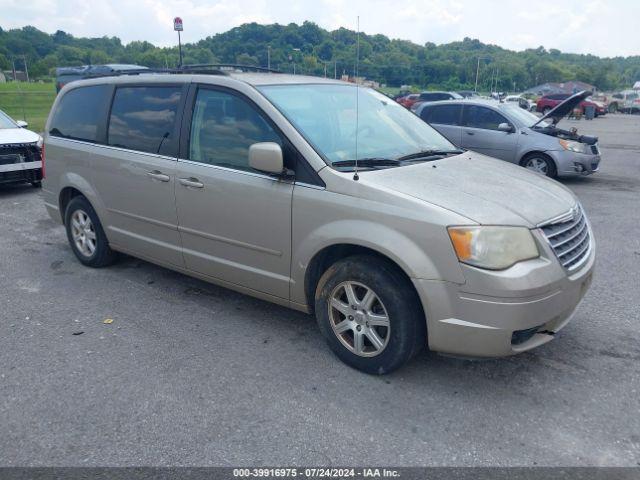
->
<box><xmin>179</xmin><ymin>177</ymin><xmax>204</xmax><ymax>189</ymax></box>
<box><xmin>147</xmin><ymin>170</ymin><xmax>170</xmax><ymax>182</ymax></box>
<box><xmin>465</xmin><ymin>131</ymin><xmax>475</xmax><ymax>136</ymax></box>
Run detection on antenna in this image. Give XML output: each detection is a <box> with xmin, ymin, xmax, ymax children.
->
<box><xmin>353</xmin><ymin>16</ymin><xmax>360</xmax><ymax>181</ymax></box>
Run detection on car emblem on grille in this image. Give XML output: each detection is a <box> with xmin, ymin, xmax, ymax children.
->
<box><xmin>570</xmin><ymin>205</ymin><xmax>579</xmax><ymax>221</ymax></box>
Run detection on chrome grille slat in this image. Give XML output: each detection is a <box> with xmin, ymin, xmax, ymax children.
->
<box><xmin>549</xmin><ymin>216</ymin><xmax>587</xmax><ymax>248</ymax></box>
<box><xmin>543</xmin><ymin>210</ymin><xmax>584</xmax><ymax>239</ymax></box>
<box><xmin>555</xmin><ymin>224</ymin><xmax>589</xmax><ymax>257</ymax></box>
<box><xmin>540</xmin><ymin>204</ymin><xmax>591</xmax><ymax>271</ymax></box>
<box><xmin>562</xmin><ymin>238</ymin><xmax>590</xmax><ymax>267</ymax></box>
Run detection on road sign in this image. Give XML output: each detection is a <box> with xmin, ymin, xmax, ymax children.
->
<box><xmin>173</xmin><ymin>17</ymin><xmax>183</xmax><ymax>31</ymax></box>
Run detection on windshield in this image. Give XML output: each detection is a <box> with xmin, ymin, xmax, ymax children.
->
<box><xmin>0</xmin><ymin>110</ymin><xmax>18</xmax><ymax>129</ymax></box>
<box><xmin>502</xmin><ymin>104</ymin><xmax>550</xmax><ymax>128</ymax></box>
<box><xmin>258</xmin><ymin>84</ymin><xmax>455</xmax><ymax>166</ymax></box>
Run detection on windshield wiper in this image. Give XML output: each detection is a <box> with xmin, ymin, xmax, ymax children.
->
<box><xmin>396</xmin><ymin>149</ymin><xmax>464</xmax><ymax>162</ymax></box>
<box><xmin>332</xmin><ymin>157</ymin><xmax>401</xmax><ymax>168</ymax></box>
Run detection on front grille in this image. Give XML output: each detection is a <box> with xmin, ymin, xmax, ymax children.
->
<box><xmin>590</xmin><ymin>145</ymin><xmax>599</xmax><ymax>155</ymax></box>
<box><xmin>540</xmin><ymin>205</ymin><xmax>591</xmax><ymax>271</ymax></box>
<box><xmin>0</xmin><ymin>145</ymin><xmax>40</xmax><ymax>165</ymax></box>
<box><xmin>0</xmin><ymin>153</ymin><xmax>24</xmax><ymax>165</ymax></box>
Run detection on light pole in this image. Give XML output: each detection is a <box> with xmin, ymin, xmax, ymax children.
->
<box><xmin>475</xmin><ymin>56</ymin><xmax>491</xmax><ymax>93</ymax></box>
<box><xmin>290</xmin><ymin>48</ymin><xmax>301</xmax><ymax>74</ymax></box>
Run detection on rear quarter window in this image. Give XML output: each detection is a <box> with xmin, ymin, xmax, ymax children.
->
<box><xmin>423</xmin><ymin>104</ymin><xmax>462</xmax><ymax>125</ymax></box>
<box><xmin>107</xmin><ymin>86</ymin><xmax>182</xmax><ymax>156</ymax></box>
<box><xmin>49</xmin><ymin>85</ymin><xmax>111</xmax><ymax>142</ymax></box>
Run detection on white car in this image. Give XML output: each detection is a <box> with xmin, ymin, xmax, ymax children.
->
<box><xmin>505</xmin><ymin>95</ymin><xmax>536</xmax><ymax>111</ymax></box>
<box><xmin>0</xmin><ymin>110</ymin><xmax>43</xmax><ymax>187</ymax></box>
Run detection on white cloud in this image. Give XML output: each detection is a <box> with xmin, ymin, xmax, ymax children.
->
<box><xmin>0</xmin><ymin>0</ymin><xmax>638</xmax><ymax>56</ymax></box>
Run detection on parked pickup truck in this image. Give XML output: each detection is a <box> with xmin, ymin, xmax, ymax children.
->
<box><xmin>608</xmin><ymin>90</ymin><xmax>640</xmax><ymax>113</ymax></box>
<box><xmin>0</xmin><ymin>110</ymin><xmax>43</xmax><ymax>187</ymax></box>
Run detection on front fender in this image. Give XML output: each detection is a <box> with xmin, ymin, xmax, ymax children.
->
<box><xmin>290</xmin><ymin>219</ymin><xmax>465</xmax><ymax>306</ymax></box>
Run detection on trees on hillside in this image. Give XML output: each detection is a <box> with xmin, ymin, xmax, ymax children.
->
<box><xmin>0</xmin><ymin>23</ymin><xmax>638</xmax><ymax>91</ymax></box>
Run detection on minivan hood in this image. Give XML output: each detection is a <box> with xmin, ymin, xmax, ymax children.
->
<box><xmin>533</xmin><ymin>90</ymin><xmax>591</xmax><ymax>127</ymax></box>
<box><xmin>0</xmin><ymin>127</ymin><xmax>40</xmax><ymax>146</ymax></box>
<box><xmin>363</xmin><ymin>153</ymin><xmax>576</xmax><ymax>227</ymax></box>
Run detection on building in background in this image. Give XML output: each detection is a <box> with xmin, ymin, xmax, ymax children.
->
<box><xmin>524</xmin><ymin>80</ymin><xmax>597</xmax><ymax>96</ymax></box>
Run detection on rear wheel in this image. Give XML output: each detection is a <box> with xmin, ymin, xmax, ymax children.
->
<box><xmin>521</xmin><ymin>153</ymin><xmax>557</xmax><ymax>178</ymax></box>
<box><xmin>542</xmin><ymin>107</ymin><xmax>552</xmax><ymax>115</ymax></box>
<box><xmin>314</xmin><ymin>255</ymin><xmax>426</xmax><ymax>374</ymax></box>
<box><xmin>65</xmin><ymin>196</ymin><xmax>117</xmax><ymax>267</ymax></box>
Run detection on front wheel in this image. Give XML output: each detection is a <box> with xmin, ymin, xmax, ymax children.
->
<box><xmin>314</xmin><ymin>255</ymin><xmax>426</xmax><ymax>374</ymax></box>
<box><xmin>65</xmin><ymin>196</ymin><xmax>117</xmax><ymax>267</ymax></box>
<box><xmin>521</xmin><ymin>153</ymin><xmax>557</xmax><ymax>178</ymax></box>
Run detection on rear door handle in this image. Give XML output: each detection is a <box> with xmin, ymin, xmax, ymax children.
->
<box><xmin>179</xmin><ymin>177</ymin><xmax>204</xmax><ymax>189</ymax></box>
<box><xmin>147</xmin><ymin>170</ymin><xmax>170</xmax><ymax>182</ymax></box>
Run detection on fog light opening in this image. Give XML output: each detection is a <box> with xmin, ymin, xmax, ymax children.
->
<box><xmin>511</xmin><ymin>325</ymin><xmax>544</xmax><ymax>346</ymax></box>
<box><xmin>574</xmin><ymin>163</ymin><xmax>585</xmax><ymax>173</ymax></box>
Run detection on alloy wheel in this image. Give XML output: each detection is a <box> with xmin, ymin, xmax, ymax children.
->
<box><xmin>525</xmin><ymin>157</ymin><xmax>549</xmax><ymax>175</ymax></box>
<box><xmin>328</xmin><ymin>281</ymin><xmax>391</xmax><ymax>357</ymax></box>
<box><xmin>70</xmin><ymin>209</ymin><xmax>97</xmax><ymax>257</ymax></box>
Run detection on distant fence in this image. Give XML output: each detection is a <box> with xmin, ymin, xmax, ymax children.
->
<box><xmin>0</xmin><ymin>88</ymin><xmax>57</xmax><ymax>133</ymax></box>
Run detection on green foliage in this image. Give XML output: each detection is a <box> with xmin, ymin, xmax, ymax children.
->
<box><xmin>0</xmin><ymin>23</ymin><xmax>639</xmax><ymax>91</ymax></box>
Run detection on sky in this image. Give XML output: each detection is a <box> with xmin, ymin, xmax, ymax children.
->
<box><xmin>1</xmin><ymin>0</ymin><xmax>639</xmax><ymax>58</ymax></box>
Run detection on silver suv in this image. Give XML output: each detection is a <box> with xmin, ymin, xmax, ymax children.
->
<box><xmin>42</xmin><ymin>71</ymin><xmax>595</xmax><ymax>373</ymax></box>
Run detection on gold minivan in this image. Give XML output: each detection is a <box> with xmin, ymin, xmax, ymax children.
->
<box><xmin>42</xmin><ymin>70</ymin><xmax>595</xmax><ymax>373</ymax></box>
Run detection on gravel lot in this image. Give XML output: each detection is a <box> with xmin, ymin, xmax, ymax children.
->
<box><xmin>1</xmin><ymin>114</ymin><xmax>639</xmax><ymax>467</ymax></box>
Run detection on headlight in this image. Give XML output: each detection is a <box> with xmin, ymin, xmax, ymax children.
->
<box><xmin>36</xmin><ymin>136</ymin><xmax>43</xmax><ymax>149</ymax></box>
<box><xmin>448</xmin><ymin>226</ymin><xmax>539</xmax><ymax>270</ymax></box>
<box><xmin>559</xmin><ymin>139</ymin><xmax>590</xmax><ymax>154</ymax></box>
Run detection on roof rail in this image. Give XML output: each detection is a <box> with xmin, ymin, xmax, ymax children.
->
<box><xmin>82</xmin><ymin>68</ymin><xmax>184</xmax><ymax>79</ymax></box>
<box><xmin>79</xmin><ymin>63</ymin><xmax>281</xmax><ymax>80</ymax></box>
<box><xmin>181</xmin><ymin>63</ymin><xmax>281</xmax><ymax>73</ymax></box>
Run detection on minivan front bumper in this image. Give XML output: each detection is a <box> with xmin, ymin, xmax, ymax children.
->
<box><xmin>412</xmin><ymin>229</ymin><xmax>595</xmax><ymax>357</ymax></box>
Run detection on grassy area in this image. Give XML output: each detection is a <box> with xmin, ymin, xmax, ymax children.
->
<box><xmin>0</xmin><ymin>82</ymin><xmax>57</xmax><ymax>133</ymax></box>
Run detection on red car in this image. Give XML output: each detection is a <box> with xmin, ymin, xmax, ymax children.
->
<box><xmin>536</xmin><ymin>92</ymin><xmax>606</xmax><ymax>116</ymax></box>
<box><xmin>396</xmin><ymin>94</ymin><xmax>420</xmax><ymax>109</ymax></box>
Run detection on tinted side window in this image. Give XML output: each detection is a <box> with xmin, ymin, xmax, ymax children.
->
<box><xmin>425</xmin><ymin>104</ymin><xmax>462</xmax><ymax>125</ymax></box>
<box><xmin>464</xmin><ymin>106</ymin><xmax>509</xmax><ymax>130</ymax></box>
<box><xmin>189</xmin><ymin>89</ymin><xmax>281</xmax><ymax>172</ymax></box>
<box><xmin>49</xmin><ymin>85</ymin><xmax>110</xmax><ymax>142</ymax></box>
<box><xmin>108</xmin><ymin>86</ymin><xmax>182</xmax><ymax>156</ymax></box>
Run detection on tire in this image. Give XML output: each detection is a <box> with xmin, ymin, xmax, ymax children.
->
<box><xmin>609</xmin><ymin>103</ymin><xmax>618</xmax><ymax>114</ymax></box>
<box><xmin>542</xmin><ymin>107</ymin><xmax>552</xmax><ymax>115</ymax></box>
<box><xmin>520</xmin><ymin>152</ymin><xmax>557</xmax><ymax>178</ymax></box>
<box><xmin>314</xmin><ymin>255</ymin><xmax>426</xmax><ymax>374</ymax></box>
<box><xmin>64</xmin><ymin>196</ymin><xmax>117</xmax><ymax>267</ymax></box>
<box><xmin>31</xmin><ymin>181</ymin><xmax>42</xmax><ymax>188</ymax></box>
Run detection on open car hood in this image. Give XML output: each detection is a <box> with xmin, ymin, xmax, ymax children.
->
<box><xmin>532</xmin><ymin>90</ymin><xmax>592</xmax><ymax>127</ymax></box>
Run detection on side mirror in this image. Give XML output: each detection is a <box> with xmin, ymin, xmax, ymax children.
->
<box><xmin>249</xmin><ymin>142</ymin><xmax>284</xmax><ymax>174</ymax></box>
<box><xmin>16</xmin><ymin>120</ymin><xmax>28</xmax><ymax>128</ymax></box>
<box><xmin>498</xmin><ymin>122</ymin><xmax>514</xmax><ymax>133</ymax></box>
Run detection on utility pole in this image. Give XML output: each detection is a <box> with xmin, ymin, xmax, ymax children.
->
<box><xmin>267</xmin><ymin>45</ymin><xmax>271</xmax><ymax>70</ymax></box>
<box><xmin>475</xmin><ymin>57</ymin><xmax>480</xmax><ymax>92</ymax></box>
<box><xmin>324</xmin><ymin>62</ymin><xmax>327</xmax><ymax>78</ymax></box>
<box><xmin>11</xmin><ymin>58</ymin><xmax>17</xmax><ymax>81</ymax></box>
<box><xmin>22</xmin><ymin>56</ymin><xmax>29</xmax><ymax>82</ymax></box>
<box><xmin>334</xmin><ymin>60</ymin><xmax>337</xmax><ymax>79</ymax></box>
<box><xmin>290</xmin><ymin>48</ymin><xmax>301</xmax><ymax>75</ymax></box>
